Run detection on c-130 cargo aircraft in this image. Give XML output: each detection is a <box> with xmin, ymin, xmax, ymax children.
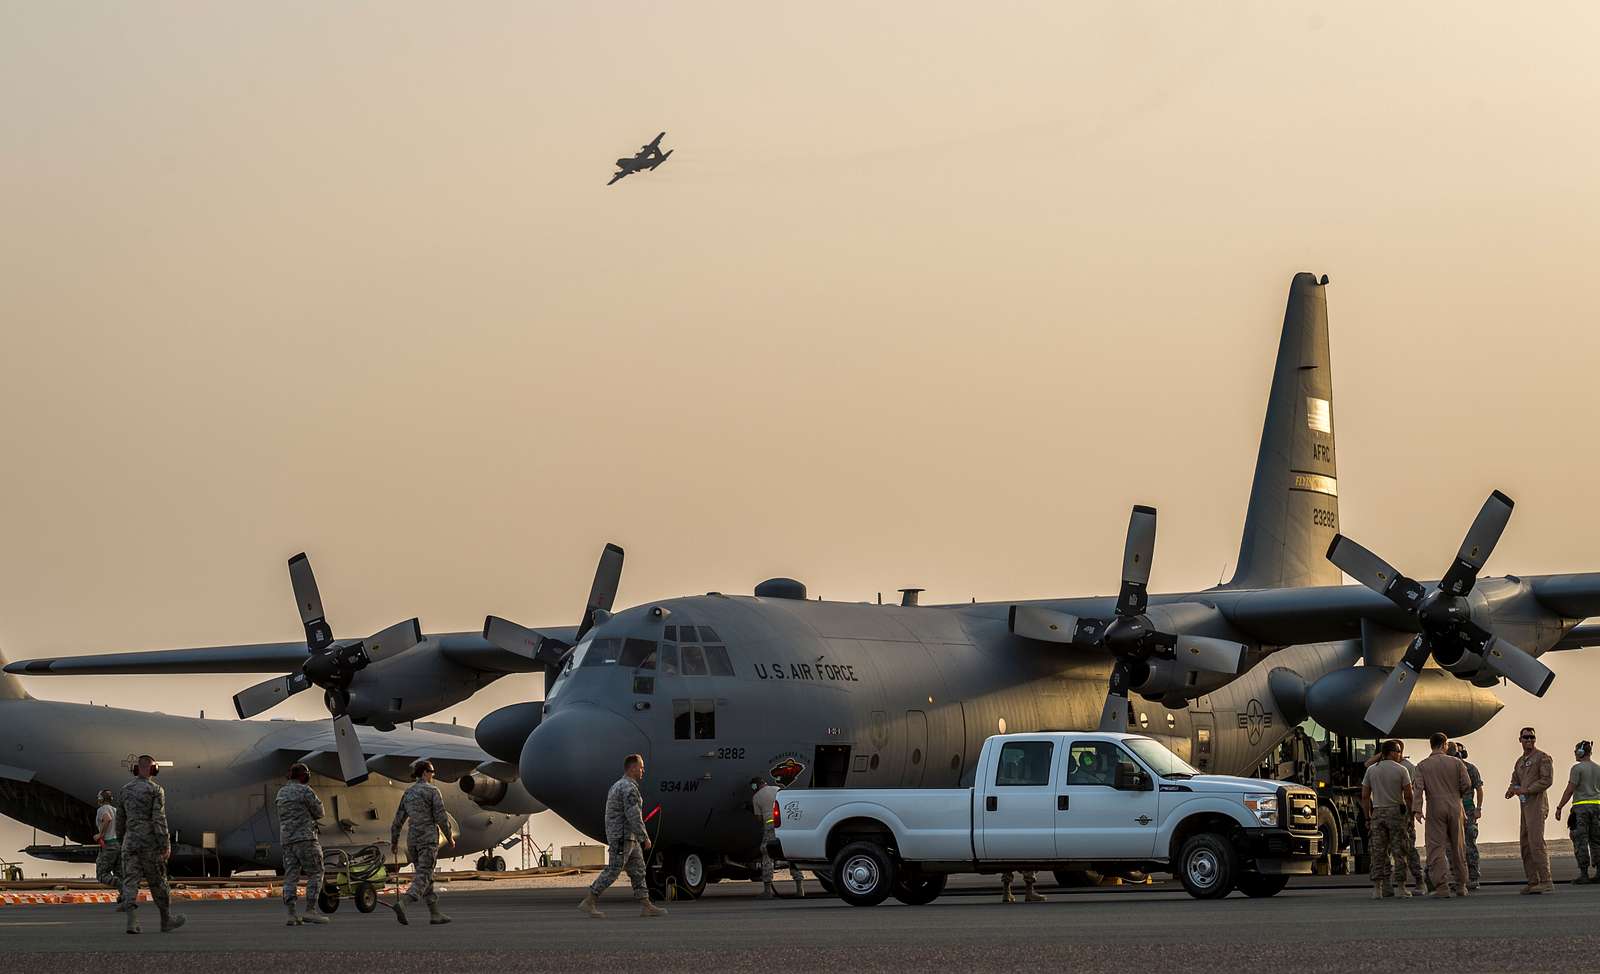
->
<box><xmin>14</xmin><ymin>273</ymin><xmax>1600</xmax><ymax>897</ymax></box>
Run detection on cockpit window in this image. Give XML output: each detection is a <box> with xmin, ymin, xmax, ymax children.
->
<box><xmin>658</xmin><ymin>644</ymin><xmax>680</xmax><ymax>675</ymax></box>
<box><xmin>619</xmin><ymin>638</ymin><xmax>657</xmax><ymax>669</ymax></box>
<box><xmin>695</xmin><ymin>625</ymin><xmax>722</xmax><ymax>642</ymax></box>
<box><xmin>663</xmin><ymin>625</ymin><xmax>677</xmax><ymax>641</ymax></box>
<box><xmin>681</xmin><ymin>645</ymin><xmax>709</xmax><ymax>676</ymax></box>
<box><xmin>704</xmin><ymin>644</ymin><xmax>734</xmax><ymax>676</ymax></box>
<box><xmin>580</xmin><ymin>637</ymin><xmax>623</xmax><ymax>667</ymax></box>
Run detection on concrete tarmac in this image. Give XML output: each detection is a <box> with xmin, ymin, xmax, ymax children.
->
<box><xmin>2</xmin><ymin>861</ymin><xmax>1591</xmax><ymax>973</ymax></box>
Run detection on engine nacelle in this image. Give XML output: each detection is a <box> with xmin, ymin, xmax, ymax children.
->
<box><xmin>458</xmin><ymin>772</ymin><xmax>546</xmax><ymax>814</ymax></box>
<box><xmin>1133</xmin><ymin>658</ymin><xmax>1236</xmax><ymax>707</ymax></box>
<box><xmin>475</xmin><ymin>702</ymin><xmax>545</xmax><ymax>765</ymax></box>
<box><xmin>1430</xmin><ymin>642</ymin><xmax>1488</xmax><ymax>679</ymax></box>
<box><xmin>1305</xmin><ymin>665</ymin><xmax>1503</xmax><ymax>738</ymax></box>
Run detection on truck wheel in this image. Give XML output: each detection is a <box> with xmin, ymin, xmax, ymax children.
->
<box><xmin>814</xmin><ymin>870</ymin><xmax>836</xmax><ymax>895</ymax></box>
<box><xmin>1316</xmin><ymin>809</ymin><xmax>1340</xmax><ymax>876</ymax></box>
<box><xmin>1235</xmin><ymin>873</ymin><xmax>1289</xmax><ymax>898</ymax></box>
<box><xmin>1177</xmin><ymin>833</ymin><xmax>1237</xmax><ymax>899</ymax></box>
<box><xmin>891</xmin><ymin>873</ymin><xmax>947</xmax><ymax>906</ymax></box>
<box><xmin>832</xmin><ymin>841</ymin><xmax>896</xmax><ymax>907</ymax></box>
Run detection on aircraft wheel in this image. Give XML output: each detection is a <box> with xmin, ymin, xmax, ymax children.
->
<box><xmin>354</xmin><ymin>882</ymin><xmax>378</xmax><ymax>913</ymax></box>
<box><xmin>890</xmin><ymin>872</ymin><xmax>947</xmax><ymax>906</ymax></box>
<box><xmin>1235</xmin><ymin>873</ymin><xmax>1290</xmax><ymax>898</ymax></box>
<box><xmin>476</xmin><ymin>856</ymin><xmax>490</xmax><ymax>872</ymax></box>
<box><xmin>1177</xmin><ymin>832</ymin><xmax>1237</xmax><ymax>899</ymax></box>
<box><xmin>317</xmin><ymin>888</ymin><xmax>340</xmax><ymax>913</ymax></box>
<box><xmin>831</xmin><ymin>841</ymin><xmax>896</xmax><ymax>907</ymax></box>
<box><xmin>667</xmin><ymin>849</ymin><xmax>707</xmax><ymax>899</ymax></box>
<box><xmin>491</xmin><ymin>855</ymin><xmax>507</xmax><ymax>872</ymax></box>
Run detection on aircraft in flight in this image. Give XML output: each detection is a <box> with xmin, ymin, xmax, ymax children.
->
<box><xmin>0</xmin><ymin>651</ymin><xmax>542</xmax><ymax>876</ymax></box>
<box><xmin>607</xmin><ymin>131</ymin><xmax>672</xmax><ymax>185</ymax></box>
<box><xmin>13</xmin><ymin>273</ymin><xmax>1600</xmax><ymax>898</ymax></box>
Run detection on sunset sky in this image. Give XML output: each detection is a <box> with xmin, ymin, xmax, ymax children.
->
<box><xmin>3</xmin><ymin>2</ymin><xmax>1599</xmax><ymax>872</ymax></box>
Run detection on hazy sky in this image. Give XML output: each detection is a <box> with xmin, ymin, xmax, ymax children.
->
<box><xmin>3</xmin><ymin>3</ymin><xmax>1599</xmax><ymax>871</ymax></box>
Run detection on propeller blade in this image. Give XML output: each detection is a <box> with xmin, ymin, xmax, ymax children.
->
<box><xmin>363</xmin><ymin>618</ymin><xmax>424</xmax><ymax>665</ymax></box>
<box><xmin>333</xmin><ymin>714</ymin><xmax>370</xmax><ymax>785</ymax></box>
<box><xmin>1171</xmin><ymin>635</ymin><xmax>1246</xmax><ymax>675</ymax></box>
<box><xmin>288</xmin><ymin>553</ymin><xmax>333</xmax><ymax>651</ymax></box>
<box><xmin>1098</xmin><ymin>692</ymin><xmax>1130</xmax><ymax>734</ymax></box>
<box><xmin>1483</xmin><ymin>635</ymin><xmax>1556</xmax><ymax>697</ymax></box>
<box><xmin>483</xmin><ymin>615</ymin><xmax>568</xmax><ymax>666</ymax></box>
<box><xmin>1326</xmin><ymin>535</ymin><xmax>1426</xmax><ymax>611</ymax></box>
<box><xmin>1008</xmin><ymin>606</ymin><xmax>1083</xmax><ymax>644</ymax></box>
<box><xmin>232</xmin><ymin>673</ymin><xmax>308</xmax><ymax>719</ymax></box>
<box><xmin>1362</xmin><ymin>636</ymin><xmax>1433</xmax><ymax>734</ymax></box>
<box><xmin>1440</xmin><ymin>490</ymin><xmax>1514</xmax><ymax>595</ymax></box>
<box><xmin>1115</xmin><ymin>506</ymin><xmax>1157</xmax><ymax>616</ymax></box>
<box><xmin>577</xmin><ymin>543</ymin><xmax>625</xmax><ymax>641</ymax></box>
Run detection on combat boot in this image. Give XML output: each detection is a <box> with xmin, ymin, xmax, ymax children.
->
<box><xmin>1024</xmin><ymin>884</ymin><xmax>1046</xmax><ymax>903</ymax></box>
<box><xmin>285</xmin><ymin>901</ymin><xmax>302</xmax><ymax>926</ymax></box>
<box><xmin>301</xmin><ymin>902</ymin><xmax>330</xmax><ymax>925</ymax></box>
<box><xmin>1372</xmin><ymin>882</ymin><xmax>1385</xmax><ymax>900</ymax></box>
<box><xmin>1395</xmin><ymin>883</ymin><xmax>1412</xmax><ymax>898</ymax></box>
<box><xmin>125</xmin><ymin>904</ymin><xmax>141</xmax><ymax>935</ymax></box>
<box><xmin>1573</xmin><ymin>870</ymin><xmax>1591</xmax><ymax>885</ymax></box>
<box><xmin>761</xmin><ymin>882</ymin><xmax>777</xmax><ymax>899</ymax></box>
<box><xmin>1538</xmin><ymin>880</ymin><xmax>1557</xmax><ymax>893</ymax></box>
<box><xmin>427</xmin><ymin>899</ymin><xmax>451</xmax><ymax>925</ymax></box>
<box><xmin>793</xmin><ymin>874</ymin><xmax>805</xmax><ymax>898</ymax></box>
<box><xmin>1001</xmin><ymin>887</ymin><xmax>1015</xmax><ymax>904</ymax></box>
<box><xmin>578</xmin><ymin>892</ymin><xmax>605</xmax><ymax>918</ymax></box>
<box><xmin>1430</xmin><ymin>886</ymin><xmax>1452</xmax><ymax>899</ymax></box>
<box><xmin>159</xmin><ymin>910</ymin><xmax>186</xmax><ymax>933</ymax></box>
<box><xmin>640</xmin><ymin>897</ymin><xmax>666</xmax><ymax>917</ymax></box>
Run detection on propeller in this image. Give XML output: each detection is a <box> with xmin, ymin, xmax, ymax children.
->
<box><xmin>232</xmin><ymin>553</ymin><xmax>423</xmax><ymax>784</ymax></box>
<box><xmin>1008</xmin><ymin>506</ymin><xmax>1247</xmax><ymax>733</ymax></box>
<box><xmin>1326</xmin><ymin>490</ymin><xmax>1554</xmax><ymax>734</ymax></box>
<box><xmin>484</xmin><ymin>543</ymin><xmax>626</xmax><ymax>696</ymax></box>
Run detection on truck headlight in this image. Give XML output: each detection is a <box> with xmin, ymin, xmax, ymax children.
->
<box><xmin>1243</xmin><ymin>796</ymin><xmax>1279</xmax><ymax>827</ymax></box>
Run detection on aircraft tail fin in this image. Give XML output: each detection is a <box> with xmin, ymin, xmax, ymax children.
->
<box><xmin>1223</xmin><ymin>272</ymin><xmax>1342</xmax><ymax>591</ymax></box>
<box><xmin>0</xmin><ymin>646</ymin><xmax>31</xmax><ymax>701</ymax></box>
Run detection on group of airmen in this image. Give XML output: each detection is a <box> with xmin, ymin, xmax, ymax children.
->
<box><xmin>93</xmin><ymin>755</ymin><xmax>460</xmax><ymax>932</ymax></box>
<box><xmin>1361</xmin><ymin>725</ymin><xmax>1600</xmax><ymax>899</ymax></box>
<box><xmin>86</xmin><ymin>730</ymin><xmax>1600</xmax><ymax>928</ymax></box>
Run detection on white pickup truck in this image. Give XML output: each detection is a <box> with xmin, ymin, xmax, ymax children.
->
<box><xmin>773</xmin><ymin>731</ymin><xmax>1320</xmax><ymax>906</ymax></box>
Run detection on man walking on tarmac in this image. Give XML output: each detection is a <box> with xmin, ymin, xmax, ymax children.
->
<box><xmin>1418</xmin><ymin>732</ymin><xmax>1471</xmax><ymax>897</ymax></box>
<box><xmin>580</xmin><ymin>753</ymin><xmax>666</xmax><ymax>918</ymax></box>
<box><xmin>391</xmin><ymin>758</ymin><xmax>458</xmax><ymax>924</ymax></box>
<box><xmin>94</xmin><ymin>788</ymin><xmax>125</xmax><ymax>911</ymax></box>
<box><xmin>117</xmin><ymin>755</ymin><xmax>186</xmax><ymax>934</ymax></box>
<box><xmin>1448</xmin><ymin>743</ymin><xmax>1484</xmax><ymax>889</ymax></box>
<box><xmin>1361</xmin><ymin>740</ymin><xmax>1414</xmax><ymax>898</ymax></box>
<box><xmin>751</xmin><ymin>776</ymin><xmax>804</xmax><ymax>899</ymax></box>
<box><xmin>1553</xmin><ymin>740</ymin><xmax>1600</xmax><ymax>884</ymax></box>
<box><xmin>1506</xmin><ymin>726</ymin><xmax>1555</xmax><ymax>893</ymax></box>
<box><xmin>277</xmin><ymin>762</ymin><xmax>329</xmax><ymax>925</ymax></box>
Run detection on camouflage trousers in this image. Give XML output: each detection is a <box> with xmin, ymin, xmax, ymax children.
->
<box><xmin>1391</xmin><ymin>813</ymin><xmax>1424</xmax><ymax>886</ymax></box>
<box><xmin>406</xmin><ymin>839</ymin><xmax>440</xmax><ymax>905</ymax></box>
<box><xmin>119</xmin><ymin>844</ymin><xmax>170</xmax><ymax>912</ymax></box>
<box><xmin>1573</xmin><ymin>805</ymin><xmax>1600</xmax><ymax>873</ymax></box>
<box><xmin>282</xmin><ymin>840</ymin><xmax>324</xmax><ymax>907</ymax></box>
<box><xmin>760</xmin><ymin>824</ymin><xmax>801</xmax><ymax>885</ymax></box>
<box><xmin>1368</xmin><ymin>806</ymin><xmax>1408</xmax><ymax>886</ymax></box>
<box><xmin>1463</xmin><ymin>809</ymin><xmax>1480</xmax><ymax>883</ymax></box>
<box><xmin>589</xmin><ymin>837</ymin><xmax>647</xmax><ymax>900</ymax></box>
<box><xmin>95</xmin><ymin>843</ymin><xmax>122</xmax><ymax>896</ymax></box>
<box><xmin>1000</xmin><ymin>871</ymin><xmax>1037</xmax><ymax>891</ymax></box>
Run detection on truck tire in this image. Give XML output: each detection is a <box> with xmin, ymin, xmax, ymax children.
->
<box><xmin>1235</xmin><ymin>873</ymin><xmax>1289</xmax><ymax>898</ymax></box>
<box><xmin>1176</xmin><ymin>832</ymin><xmax>1237</xmax><ymax>899</ymax></box>
<box><xmin>891</xmin><ymin>873</ymin><xmax>947</xmax><ymax>906</ymax></box>
<box><xmin>831</xmin><ymin>841</ymin><xmax>896</xmax><ymax>907</ymax></box>
<box><xmin>814</xmin><ymin>869</ymin><xmax>836</xmax><ymax>895</ymax></box>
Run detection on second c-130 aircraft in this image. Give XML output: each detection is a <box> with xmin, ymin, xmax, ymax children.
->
<box><xmin>14</xmin><ymin>273</ymin><xmax>1600</xmax><ymax>897</ymax></box>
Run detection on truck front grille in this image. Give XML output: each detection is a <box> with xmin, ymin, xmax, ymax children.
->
<box><xmin>1288</xmin><ymin>789</ymin><xmax>1318</xmax><ymax>831</ymax></box>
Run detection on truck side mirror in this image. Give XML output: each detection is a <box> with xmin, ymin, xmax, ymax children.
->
<box><xmin>1115</xmin><ymin>764</ymin><xmax>1149</xmax><ymax>791</ymax></box>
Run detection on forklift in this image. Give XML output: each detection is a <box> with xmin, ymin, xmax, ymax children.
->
<box><xmin>1259</xmin><ymin>720</ymin><xmax>1379</xmax><ymax>875</ymax></box>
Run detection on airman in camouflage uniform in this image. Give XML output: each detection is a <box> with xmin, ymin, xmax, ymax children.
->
<box><xmin>1554</xmin><ymin>740</ymin><xmax>1600</xmax><ymax>884</ymax></box>
<box><xmin>1362</xmin><ymin>740</ymin><xmax>1415</xmax><ymax>898</ymax></box>
<box><xmin>579</xmin><ymin>753</ymin><xmax>665</xmax><ymax>918</ymax></box>
<box><xmin>277</xmin><ymin>763</ymin><xmax>329</xmax><ymax>925</ymax></box>
<box><xmin>94</xmin><ymin>789</ymin><xmax>127</xmax><ymax>911</ymax></box>
<box><xmin>116</xmin><ymin>755</ymin><xmax>185</xmax><ymax>934</ymax></box>
<box><xmin>752</xmin><ymin>777</ymin><xmax>804</xmax><ymax>898</ymax></box>
<box><xmin>391</xmin><ymin>759</ymin><xmax>457</xmax><ymax>925</ymax></box>
<box><xmin>1451</xmin><ymin>744</ymin><xmax>1484</xmax><ymax>889</ymax></box>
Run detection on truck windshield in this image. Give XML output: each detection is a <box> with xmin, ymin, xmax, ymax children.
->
<box><xmin>1125</xmin><ymin>737</ymin><xmax>1200</xmax><ymax>778</ymax></box>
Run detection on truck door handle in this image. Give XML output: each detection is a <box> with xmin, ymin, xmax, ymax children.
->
<box><xmin>1057</xmin><ymin>795</ymin><xmax>1069</xmax><ymax>811</ymax></box>
<box><xmin>986</xmin><ymin>796</ymin><xmax>997</xmax><ymax>812</ymax></box>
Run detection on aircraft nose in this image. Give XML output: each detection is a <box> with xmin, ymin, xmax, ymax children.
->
<box><xmin>519</xmin><ymin>705</ymin><xmax>649</xmax><ymax>840</ymax></box>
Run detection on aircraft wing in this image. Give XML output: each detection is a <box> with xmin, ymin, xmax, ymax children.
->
<box><xmin>642</xmin><ymin>131</ymin><xmax>665</xmax><ymax>152</ymax></box>
<box><xmin>1551</xmin><ymin>622</ymin><xmax>1600</xmax><ymax>651</ymax></box>
<box><xmin>267</xmin><ymin>723</ymin><xmax>495</xmax><ymax>783</ymax></box>
<box><xmin>4</xmin><ymin>641</ymin><xmax>310</xmax><ymax>675</ymax></box>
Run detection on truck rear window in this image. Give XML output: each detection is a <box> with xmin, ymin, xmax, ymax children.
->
<box><xmin>994</xmin><ymin>741</ymin><xmax>1053</xmax><ymax>786</ymax></box>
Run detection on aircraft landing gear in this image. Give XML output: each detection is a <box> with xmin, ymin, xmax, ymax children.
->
<box><xmin>650</xmin><ymin>848</ymin><xmax>708</xmax><ymax>900</ymax></box>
